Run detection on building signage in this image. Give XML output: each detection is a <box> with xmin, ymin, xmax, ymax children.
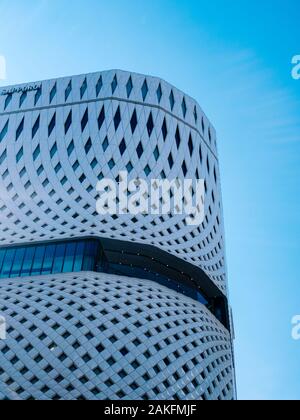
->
<box><xmin>1</xmin><ymin>84</ymin><xmax>41</xmax><ymax>96</ymax></box>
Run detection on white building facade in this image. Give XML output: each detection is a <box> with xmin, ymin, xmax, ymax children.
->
<box><xmin>0</xmin><ymin>70</ymin><xmax>235</xmax><ymax>400</ymax></box>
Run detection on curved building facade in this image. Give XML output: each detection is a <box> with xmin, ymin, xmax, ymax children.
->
<box><xmin>0</xmin><ymin>70</ymin><xmax>235</xmax><ymax>400</ymax></box>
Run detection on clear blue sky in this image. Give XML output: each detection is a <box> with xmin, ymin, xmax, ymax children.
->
<box><xmin>1</xmin><ymin>0</ymin><xmax>299</xmax><ymax>400</ymax></box>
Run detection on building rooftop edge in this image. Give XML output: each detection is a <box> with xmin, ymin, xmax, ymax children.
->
<box><xmin>0</xmin><ymin>68</ymin><xmax>217</xmax><ymax>134</ymax></box>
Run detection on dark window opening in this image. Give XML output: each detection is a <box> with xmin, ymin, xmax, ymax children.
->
<box><xmin>162</xmin><ymin>118</ymin><xmax>168</xmax><ymax>140</ymax></box>
<box><xmin>48</xmin><ymin>113</ymin><xmax>56</xmax><ymax>137</ymax></box>
<box><xmin>147</xmin><ymin>113</ymin><xmax>154</xmax><ymax>137</ymax></box>
<box><xmin>64</xmin><ymin>111</ymin><xmax>72</xmax><ymax>134</ymax></box>
<box><xmin>130</xmin><ymin>110</ymin><xmax>138</xmax><ymax>134</ymax></box>
<box><xmin>98</xmin><ymin>106</ymin><xmax>105</xmax><ymax>130</ymax></box>
<box><xmin>16</xmin><ymin>117</ymin><xmax>24</xmax><ymax>140</ymax></box>
<box><xmin>126</xmin><ymin>77</ymin><xmax>133</xmax><ymax>98</ymax></box>
<box><xmin>114</xmin><ymin>107</ymin><xmax>121</xmax><ymax>131</ymax></box>
<box><xmin>81</xmin><ymin>109</ymin><xmax>88</xmax><ymax>132</ymax></box>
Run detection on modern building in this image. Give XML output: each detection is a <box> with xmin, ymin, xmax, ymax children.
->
<box><xmin>0</xmin><ymin>70</ymin><xmax>235</xmax><ymax>400</ymax></box>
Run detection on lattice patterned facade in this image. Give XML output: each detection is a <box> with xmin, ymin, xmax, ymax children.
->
<box><xmin>0</xmin><ymin>70</ymin><xmax>235</xmax><ymax>400</ymax></box>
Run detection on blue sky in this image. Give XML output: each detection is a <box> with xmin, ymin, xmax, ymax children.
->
<box><xmin>1</xmin><ymin>0</ymin><xmax>300</xmax><ymax>400</ymax></box>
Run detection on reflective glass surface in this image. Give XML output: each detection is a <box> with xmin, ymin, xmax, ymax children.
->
<box><xmin>0</xmin><ymin>239</ymin><xmax>101</xmax><ymax>278</ymax></box>
<box><xmin>0</xmin><ymin>237</ymin><xmax>228</xmax><ymax>329</ymax></box>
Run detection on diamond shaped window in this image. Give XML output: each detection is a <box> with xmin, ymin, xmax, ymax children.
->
<box><xmin>98</xmin><ymin>105</ymin><xmax>105</xmax><ymax>130</ymax></box>
<box><xmin>175</xmin><ymin>126</ymin><xmax>181</xmax><ymax>149</ymax></box>
<box><xmin>136</xmin><ymin>141</ymin><xmax>144</xmax><ymax>158</ymax></box>
<box><xmin>65</xmin><ymin>81</ymin><xmax>72</xmax><ymax>101</ymax></box>
<box><xmin>147</xmin><ymin>113</ymin><xmax>154</xmax><ymax>136</ymax></box>
<box><xmin>96</xmin><ymin>76</ymin><xmax>103</xmax><ymax>96</ymax></box>
<box><xmin>141</xmin><ymin>79</ymin><xmax>148</xmax><ymax>101</ymax></box>
<box><xmin>193</xmin><ymin>106</ymin><xmax>198</xmax><ymax>123</ymax></box>
<box><xmin>114</xmin><ymin>107</ymin><xmax>121</xmax><ymax>131</ymax></box>
<box><xmin>64</xmin><ymin>111</ymin><xmax>72</xmax><ymax>134</ymax></box>
<box><xmin>168</xmin><ymin>153</ymin><xmax>174</xmax><ymax>169</ymax></box>
<box><xmin>80</xmin><ymin>78</ymin><xmax>87</xmax><ymax>99</ymax></box>
<box><xmin>169</xmin><ymin>90</ymin><xmax>175</xmax><ymax>110</ymax></box>
<box><xmin>162</xmin><ymin>118</ymin><xmax>168</xmax><ymax>141</ymax></box>
<box><xmin>182</xmin><ymin>161</ymin><xmax>187</xmax><ymax>176</ymax></box>
<box><xmin>50</xmin><ymin>83</ymin><xmax>57</xmax><ymax>104</ymax></box>
<box><xmin>111</xmin><ymin>75</ymin><xmax>118</xmax><ymax>94</ymax></box>
<box><xmin>48</xmin><ymin>114</ymin><xmax>56</xmax><ymax>137</ymax></box>
<box><xmin>119</xmin><ymin>139</ymin><xmax>126</xmax><ymax>156</ymax></box>
<box><xmin>182</xmin><ymin>97</ymin><xmax>187</xmax><ymax>118</ymax></box>
<box><xmin>19</xmin><ymin>91</ymin><xmax>27</xmax><ymax>108</ymax></box>
<box><xmin>130</xmin><ymin>110</ymin><xmax>138</xmax><ymax>134</ymax></box>
<box><xmin>0</xmin><ymin>120</ymin><xmax>8</xmax><ymax>142</ymax></box>
<box><xmin>32</xmin><ymin>116</ymin><xmax>40</xmax><ymax>138</ymax></box>
<box><xmin>126</xmin><ymin>76</ymin><xmax>133</xmax><ymax>98</ymax></box>
<box><xmin>102</xmin><ymin>137</ymin><xmax>109</xmax><ymax>152</ymax></box>
<box><xmin>126</xmin><ymin>162</ymin><xmax>133</xmax><ymax>173</ymax></box>
<box><xmin>108</xmin><ymin>159</ymin><xmax>115</xmax><ymax>170</ymax></box>
<box><xmin>144</xmin><ymin>165</ymin><xmax>151</xmax><ymax>176</ymax></box>
<box><xmin>157</xmin><ymin>84</ymin><xmax>162</xmax><ymax>103</ymax></box>
<box><xmin>188</xmin><ymin>134</ymin><xmax>194</xmax><ymax>156</ymax></box>
<box><xmin>81</xmin><ymin>109</ymin><xmax>88</xmax><ymax>132</ymax></box>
